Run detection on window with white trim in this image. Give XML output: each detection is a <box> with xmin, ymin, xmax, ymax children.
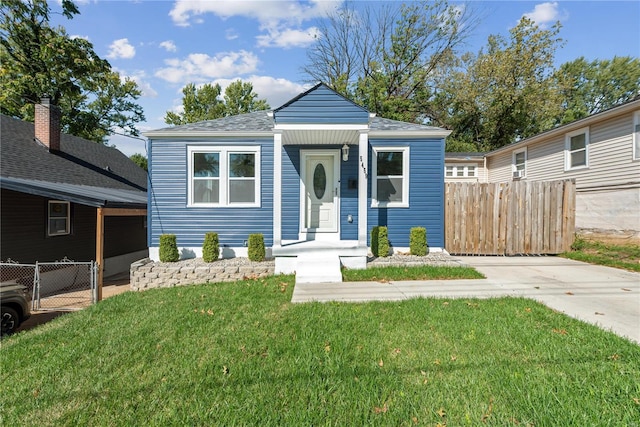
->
<box><xmin>372</xmin><ymin>147</ymin><xmax>409</xmax><ymax>207</ymax></box>
<box><xmin>445</xmin><ymin>164</ymin><xmax>476</xmax><ymax>178</ymax></box>
<box><xmin>565</xmin><ymin>127</ymin><xmax>589</xmax><ymax>170</ymax></box>
<box><xmin>48</xmin><ymin>200</ymin><xmax>70</xmax><ymax>236</ymax></box>
<box><xmin>188</xmin><ymin>146</ymin><xmax>260</xmax><ymax>207</ymax></box>
<box><xmin>513</xmin><ymin>148</ymin><xmax>527</xmax><ymax>178</ymax></box>
<box><xmin>633</xmin><ymin>111</ymin><xmax>640</xmax><ymax>161</ymax></box>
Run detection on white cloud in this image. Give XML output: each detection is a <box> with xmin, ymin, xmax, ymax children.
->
<box><xmin>107</xmin><ymin>38</ymin><xmax>136</xmax><ymax>59</ymax></box>
<box><xmin>169</xmin><ymin>0</ymin><xmax>340</xmax><ymax>27</ymax></box>
<box><xmin>210</xmin><ymin>76</ymin><xmax>308</xmax><ymax>109</ymax></box>
<box><xmin>130</xmin><ymin>72</ymin><xmax>158</xmax><ymax>98</ymax></box>
<box><xmin>523</xmin><ymin>2</ymin><xmax>564</xmax><ymax>27</ymax></box>
<box><xmin>155</xmin><ymin>50</ymin><xmax>260</xmax><ymax>84</ymax></box>
<box><xmin>225</xmin><ymin>29</ymin><xmax>239</xmax><ymax>41</ymax></box>
<box><xmin>159</xmin><ymin>40</ymin><xmax>177</xmax><ymax>52</ymax></box>
<box><xmin>256</xmin><ymin>26</ymin><xmax>320</xmax><ymax>49</ymax></box>
<box><xmin>169</xmin><ymin>0</ymin><xmax>340</xmax><ymax>48</ymax></box>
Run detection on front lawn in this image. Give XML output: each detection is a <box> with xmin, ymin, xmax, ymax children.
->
<box><xmin>343</xmin><ymin>264</ymin><xmax>485</xmax><ymax>281</ymax></box>
<box><xmin>561</xmin><ymin>237</ymin><xmax>640</xmax><ymax>272</ymax></box>
<box><xmin>2</xmin><ymin>276</ymin><xmax>639</xmax><ymax>426</ymax></box>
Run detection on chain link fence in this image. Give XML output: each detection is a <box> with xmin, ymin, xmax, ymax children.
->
<box><xmin>1</xmin><ymin>259</ymin><xmax>97</xmax><ymax>311</ymax></box>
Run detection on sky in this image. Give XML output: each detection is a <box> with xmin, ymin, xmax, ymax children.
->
<box><xmin>47</xmin><ymin>0</ymin><xmax>640</xmax><ymax>157</ymax></box>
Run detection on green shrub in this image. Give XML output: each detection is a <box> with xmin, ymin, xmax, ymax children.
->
<box><xmin>159</xmin><ymin>234</ymin><xmax>179</xmax><ymax>262</ymax></box>
<box><xmin>371</xmin><ymin>226</ymin><xmax>390</xmax><ymax>257</ymax></box>
<box><xmin>410</xmin><ymin>227</ymin><xmax>428</xmax><ymax>256</ymax></box>
<box><xmin>202</xmin><ymin>232</ymin><xmax>219</xmax><ymax>262</ymax></box>
<box><xmin>248</xmin><ymin>233</ymin><xmax>265</xmax><ymax>262</ymax></box>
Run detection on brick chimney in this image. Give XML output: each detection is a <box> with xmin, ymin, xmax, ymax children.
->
<box><xmin>34</xmin><ymin>97</ymin><xmax>61</xmax><ymax>152</ymax></box>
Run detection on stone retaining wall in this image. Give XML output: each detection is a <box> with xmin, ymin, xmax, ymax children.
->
<box><xmin>130</xmin><ymin>252</ymin><xmax>463</xmax><ymax>291</ymax></box>
<box><xmin>130</xmin><ymin>258</ymin><xmax>275</xmax><ymax>291</ymax></box>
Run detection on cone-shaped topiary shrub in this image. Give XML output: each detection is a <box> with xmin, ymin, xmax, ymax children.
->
<box><xmin>371</xmin><ymin>226</ymin><xmax>390</xmax><ymax>257</ymax></box>
<box><xmin>202</xmin><ymin>232</ymin><xmax>219</xmax><ymax>262</ymax></box>
<box><xmin>159</xmin><ymin>234</ymin><xmax>179</xmax><ymax>262</ymax></box>
<box><xmin>248</xmin><ymin>233</ymin><xmax>265</xmax><ymax>262</ymax></box>
<box><xmin>410</xmin><ymin>227</ymin><xmax>428</xmax><ymax>256</ymax></box>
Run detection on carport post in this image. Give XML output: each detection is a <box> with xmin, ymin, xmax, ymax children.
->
<box><xmin>95</xmin><ymin>207</ymin><xmax>104</xmax><ymax>301</ymax></box>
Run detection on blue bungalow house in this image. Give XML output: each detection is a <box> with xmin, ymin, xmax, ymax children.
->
<box><xmin>144</xmin><ymin>84</ymin><xmax>450</xmax><ymax>282</ymax></box>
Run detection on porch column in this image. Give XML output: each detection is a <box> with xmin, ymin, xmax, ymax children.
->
<box><xmin>95</xmin><ymin>207</ymin><xmax>104</xmax><ymax>301</ymax></box>
<box><xmin>358</xmin><ymin>131</ymin><xmax>369</xmax><ymax>247</ymax></box>
<box><xmin>273</xmin><ymin>131</ymin><xmax>282</xmax><ymax>247</ymax></box>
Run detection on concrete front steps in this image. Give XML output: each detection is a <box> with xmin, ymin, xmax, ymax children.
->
<box><xmin>272</xmin><ymin>240</ymin><xmax>368</xmax><ymax>284</ymax></box>
<box><xmin>294</xmin><ymin>253</ymin><xmax>342</xmax><ymax>284</ymax></box>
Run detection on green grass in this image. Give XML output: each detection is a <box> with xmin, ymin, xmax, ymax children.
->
<box><xmin>343</xmin><ymin>265</ymin><xmax>485</xmax><ymax>281</ymax></box>
<box><xmin>561</xmin><ymin>237</ymin><xmax>640</xmax><ymax>272</ymax></box>
<box><xmin>2</xmin><ymin>276</ymin><xmax>639</xmax><ymax>426</ymax></box>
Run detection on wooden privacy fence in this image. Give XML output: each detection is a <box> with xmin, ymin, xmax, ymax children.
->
<box><xmin>445</xmin><ymin>180</ymin><xmax>576</xmax><ymax>255</ymax></box>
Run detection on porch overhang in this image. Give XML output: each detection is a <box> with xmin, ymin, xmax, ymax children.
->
<box><xmin>274</xmin><ymin>124</ymin><xmax>368</xmax><ymax>146</ymax></box>
<box><xmin>272</xmin><ymin>126</ymin><xmax>369</xmax><ymax>251</ymax></box>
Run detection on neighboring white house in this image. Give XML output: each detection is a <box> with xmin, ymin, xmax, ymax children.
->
<box><xmin>445</xmin><ymin>97</ymin><xmax>640</xmax><ymax>235</ymax></box>
<box><xmin>443</xmin><ymin>152</ymin><xmax>486</xmax><ymax>183</ymax></box>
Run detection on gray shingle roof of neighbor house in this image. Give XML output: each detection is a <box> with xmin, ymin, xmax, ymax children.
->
<box><xmin>145</xmin><ymin>111</ymin><xmax>449</xmax><ymax>135</ymax></box>
<box><xmin>0</xmin><ymin>114</ymin><xmax>148</xmax><ymax>208</ymax></box>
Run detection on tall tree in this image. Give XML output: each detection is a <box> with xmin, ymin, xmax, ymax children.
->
<box><xmin>223</xmin><ymin>80</ymin><xmax>270</xmax><ymax>117</ymax></box>
<box><xmin>0</xmin><ymin>0</ymin><xmax>145</xmax><ymax>143</ymax></box>
<box><xmin>164</xmin><ymin>80</ymin><xmax>270</xmax><ymax>125</ymax></box>
<box><xmin>554</xmin><ymin>56</ymin><xmax>640</xmax><ymax>124</ymax></box>
<box><xmin>303</xmin><ymin>0</ymin><xmax>477</xmax><ymax>123</ymax></box>
<box><xmin>436</xmin><ymin>17</ymin><xmax>564</xmax><ymax>151</ymax></box>
<box><xmin>129</xmin><ymin>153</ymin><xmax>148</xmax><ymax>172</ymax></box>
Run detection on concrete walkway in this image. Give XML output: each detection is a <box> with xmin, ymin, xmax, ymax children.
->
<box><xmin>292</xmin><ymin>256</ymin><xmax>640</xmax><ymax>344</ymax></box>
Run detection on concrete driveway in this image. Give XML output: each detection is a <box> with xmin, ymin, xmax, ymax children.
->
<box><xmin>292</xmin><ymin>256</ymin><xmax>640</xmax><ymax>344</ymax></box>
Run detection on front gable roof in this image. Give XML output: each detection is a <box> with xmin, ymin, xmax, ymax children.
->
<box><xmin>1</xmin><ymin>114</ymin><xmax>147</xmax><ymax>207</ymax></box>
<box><xmin>273</xmin><ymin>83</ymin><xmax>370</xmax><ymax>125</ymax></box>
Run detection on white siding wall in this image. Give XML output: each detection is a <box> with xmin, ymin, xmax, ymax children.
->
<box><xmin>487</xmin><ymin>110</ymin><xmax>640</xmax><ymax>190</ymax></box>
<box><xmin>486</xmin><ymin>108</ymin><xmax>640</xmax><ymax>232</ymax></box>
<box><xmin>444</xmin><ymin>160</ymin><xmax>488</xmax><ymax>183</ymax></box>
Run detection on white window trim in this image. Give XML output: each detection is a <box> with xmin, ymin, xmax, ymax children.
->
<box><xmin>187</xmin><ymin>145</ymin><xmax>261</xmax><ymax>208</ymax></box>
<box><xmin>48</xmin><ymin>200</ymin><xmax>70</xmax><ymax>236</ymax></box>
<box><xmin>445</xmin><ymin>164</ymin><xmax>477</xmax><ymax>178</ymax></box>
<box><xmin>512</xmin><ymin>148</ymin><xmax>527</xmax><ymax>178</ymax></box>
<box><xmin>371</xmin><ymin>146</ymin><xmax>409</xmax><ymax>208</ymax></box>
<box><xmin>633</xmin><ymin>111</ymin><xmax>640</xmax><ymax>161</ymax></box>
<box><xmin>564</xmin><ymin>126</ymin><xmax>589</xmax><ymax>171</ymax></box>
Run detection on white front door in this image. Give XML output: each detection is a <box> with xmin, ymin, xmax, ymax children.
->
<box><xmin>301</xmin><ymin>150</ymin><xmax>339</xmax><ymax>235</ymax></box>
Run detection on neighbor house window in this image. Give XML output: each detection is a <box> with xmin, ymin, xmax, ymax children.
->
<box><xmin>565</xmin><ymin>127</ymin><xmax>589</xmax><ymax>170</ymax></box>
<box><xmin>188</xmin><ymin>146</ymin><xmax>260</xmax><ymax>207</ymax></box>
<box><xmin>372</xmin><ymin>147</ymin><xmax>409</xmax><ymax>208</ymax></box>
<box><xmin>634</xmin><ymin>111</ymin><xmax>640</xmax><ymax>161</ymax></box>
<box><xmin>513</xmin><ymin>148</ymin><xmax>527</xmax><ymax>178</ymax></box>
<box><xmin>444</xmin><ymin>164</ymin><xmax>476</xmax><ymax>178</ymax></box>
<box><xmin>48</xmin><ymin>201</ymin><xmax>70</xmax><ymax>236</ymax></box>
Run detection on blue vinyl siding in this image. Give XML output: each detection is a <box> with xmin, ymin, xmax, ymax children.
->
<box><xmin>368</xmin><ymin>138</ymin><xmax>445</xmax><ymax>248</ymax></box>
<box><xmin>340</xmin><ymin>153</ymin><xmax>359</xmax><ymax>240</ymax></box>
<box><xmin>275</xmin><ymin>85</ymin><xmax>369</xmax><ymax>125</ymax></box>
<box><xmin>281</xmin><ymin>146</ymin><xmax>300</xmax><ymax>240</ymax></box>
<box><xmin>149</xmin><ymin>138</ymin><xmax>273</xmax><ymax>248</ymax></box>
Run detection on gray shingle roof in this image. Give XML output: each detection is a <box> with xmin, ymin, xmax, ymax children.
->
<box><xmin>369</xmin><ymin>116</ymin><xmax>446</xmax><ymax>132</ymax></box>
<box><xmin>1</xmin><ymin>114</ymin><xmax>147</xmax><ymax>207</ymax></box>
<box><xmin>148</xmin><ymin>111</ymin><xmax>274</xmax><ymax>133</ymax></box>
<box><xmin>146</xmin><ymin>111</ymin><xmax>448</xmax><ymax>134</ymax></box>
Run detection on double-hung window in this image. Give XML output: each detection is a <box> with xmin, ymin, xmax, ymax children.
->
<box><xmin>565</xmin><ymin>127</ymin><xmax>589</xmax><ymax>171</ymax></box>
<box><xmin>445</xmin><ymin>164</ymin><xmax>476</xmax><ymax>178</ymax></box>
<box><xmin>372</xmin><ymin>147</ymin><xmax>409</xmax><ymax>208</ymax></box>
<box><xmin>513</xmin><ymin>148</ymin><xmax>527</xmax><ymax>178</ymax></box>
<box><xmin>188</xmin><ymin>146</ymin><xmax>260</xmax><ymax>207</ymax></box>
<box><xmin>633</xmin><ymin>111</ymin><xmax>640</xmax><ymax>161</ymax></box>
<box><xmin>48</xmin><ymin>200</ymin><xmax>70</xmax><ymax>236</ymax></box>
